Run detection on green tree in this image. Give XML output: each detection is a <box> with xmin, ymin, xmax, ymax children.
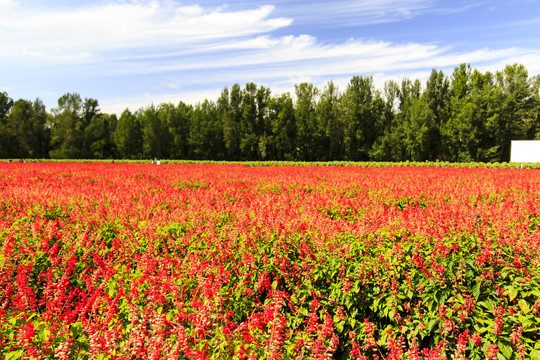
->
<box><xmin>189</xmin><ymin>100</ymin><xmax>225</xmax><ymax>160</ymax></box>
<box><xmin>166</xmin><ymin>101</ymin><xmax>192</xmax><ymax>159</ymax></box>
<box><xmin>221</xmin><ymin>84</ymin><xmax>242</xmax><ymax>159</ymax></box>
<box><xmin>422</xmin><ymin>69</ymin><xmax>450</xmax><ymax>160</ymax></box>
<box><xmin>442</xmin><ymin>63</ymin><xmax>486</xmax><ymax>162</ymax></box>
<box><xmin>379</xmin><ymin>78</ymin><xmax>423</xmax><ymax>161</ymax></box>
<box><xmin>3</xmin><ymin>99</ymin><xmax>49</xmax><ymax>158</ymax></box>
<box><xmin>31</xmin><ymin>99</ymin><xmax>51</xmax><ymax>158</ymax></box>
<box><xmin>268</xmin><ymin>93</ymin><xmax>296</xmax><ymax>160</ymax></box>
<box><xmin>0</xmin><ymin>91</ymin><xmax>12</xmax><ymax>119</ymax></box>
<box><xmin>0</xmin><ymin>91</ymin><xmax>14</xmax><ymax>157</ymax></box>
<box><xmin>239</xmin><ymin>82</ymin><xmax>259</xmax><ymax>160</ymax></box>
<box><xmin>489</xmin><ymin>63</ymin><xmax>540</xmax><ymax>161</ymax></box>
<box><xmin>114</xmin><ymin>109</ymin><xmax>142</xmax><ymax>159</ymax></box>
<box><xmin>79</xmin><ymin>98</ymin><xmax>102</xmax><ymax>158</ymax></box>
<box><xmin>295</xmin><ymin>82</ymin><xmax>319</xmax><ymax>161</ymax></box>
<box><xmin>255</xmin><ymin>85</ymin><xmax>272</xmax><ymax>160</ymax></box>
<box><xmin>84</xmin><ymin>113</ymin><xmax>117</xmax><ymax>159</ymax></box>
<box><xmin>49</xmin><ymin>93</ymin><xmax>84</xmax><ymax>159</ymax></box>
<box><xmin>316</xmin><ymin>81</ymin><xmax>343</xmax><ymax>160</ymax></box>
<box><xmin>3</xmin><ymin>99</ymin><xmax>32</xmax><ymax>157</ymax></box>
<box><xmin>370</xmin><ymin>80</ymin><xmax>404</xmax><ymax>161</ymax></box>
<box><xmin>342</xmin><ymin>76</ymin><xmax>383</xmax><ymax>160</ymax></box>
<box><xmin>139</xmin><ymin>105</ymin><xmax>172</xmax><ymax>159</ymax></box>
<box><xmin>403</xmin><ymin>97</ymin><xmax>436</xmax><ymax>161</ymax></box>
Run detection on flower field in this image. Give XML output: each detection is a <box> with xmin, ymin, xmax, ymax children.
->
<box><xmin>1</xmin><ymin>162</ymin><xmax>540</xmax><ymax>359</ymax></box>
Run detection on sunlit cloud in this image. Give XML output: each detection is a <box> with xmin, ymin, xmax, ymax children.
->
<box><xmin>278</xmin><ymin>0</ymin><xmax>436</xmax><ymax>26</ymax></box>
<box><xmin>1</xmin><ymin>0</ymin><xmax>539</xmax><ymax>113</ymax></box>
<box><xmin>0</xmin><ymin>1</ymin><xmax>291</xmax><ymax>63</ymax></box>
<box><xmin>0</xmin><ymin>0</ymin><xmax>17</xmax><ymax>7</ymax></box>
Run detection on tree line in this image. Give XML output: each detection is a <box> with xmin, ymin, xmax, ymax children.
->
<box><xmin>1</xmin><ymin>63</ymin><xmax>539</xmax><ymax>162</ymax></box>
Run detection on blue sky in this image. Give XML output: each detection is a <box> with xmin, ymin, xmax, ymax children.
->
<box><xmin>1</xmin><ymin>0</ymin><xmax>539</xmax><ymax>114</ymax></box>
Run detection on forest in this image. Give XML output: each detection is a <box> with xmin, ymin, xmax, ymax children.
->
<box><xmin>1</xmin><ymin>63</ymin><xmax>539</xmax><ymax>162</ymax></box>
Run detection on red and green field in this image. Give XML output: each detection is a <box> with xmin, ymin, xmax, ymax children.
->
<box><xmin>1</xmin><ymin>163</ymin><xmax>540</xmax><ymax>359</ymax></box>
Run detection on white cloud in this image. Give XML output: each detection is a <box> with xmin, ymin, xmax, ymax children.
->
<box><xmin>2</xmin><ymin>0</ymin><xmax>540</xmax><ymax>114</ymax></box>
<box><xmin>280</xmin><ymin>0</ymin><xmax>436</xmax><ymax>26</ymax></box>
<box><xmin>104</xmin><ymin>35</ymin><xmax>525</xmax><ymax>80</ymax></box>
<box><xmin>0</xmin><ymin>1</ymin><xmax>291</xmax><ymax>63</ymax></box>
<box><xmin>100</xmin><ymin>88</ymin><xmax>224</xmax><ymax>115</ymax></box>
<box><xmin>0</xmin><ymin>0</ymin><xmax>17</xmax><ymax>7</ymax></box>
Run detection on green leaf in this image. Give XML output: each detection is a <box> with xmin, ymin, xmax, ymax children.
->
<box><xmin>498</xmin><ymin>341</ymin><xmax>513</xmax><ymax>359</ymax></box>
<box><xmin>476</xmin><ymin>327</ymin><xmax>488</xmax><ymax>334</ymax></box>
<box><xmin>4</xmin><ymin>350</ymin><xmax>23</xmax><ymax>360</ymax></box>
<box><xmin>70</xmin><ymin>322</ymin><xmax>83</xmax><ymax>337</ymax></box>
<box><xmin>427</xmin><ymin>319</ymin><xmax>438</xmax><ymax>333</ymax></box>
<box><xmin>505</xmin><ymin>286</ymin><xmax>518</xmax><ymax>301</ymax></box>
<box><xmin>530</xmin><ymin>350</ymin><xmax>540</xmax><ymax>360</ymax></box>
<box><xmin>473</xmin><ymin>282</ymin><xmax>481</xmax><ymax>300</ymax></box>
<box><xmin>519</xmin><ymin>299</ymin><xmax>530</xmax><ymax>313</ymax></box>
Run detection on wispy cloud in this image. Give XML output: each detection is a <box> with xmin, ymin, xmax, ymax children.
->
<box><xmin>275</xmin><ymin>0</ymin><xmax>437</xmax><ymax>26</ymax></box>
<box><xmin>1</xmin><ymin>0</ymin><xmax>539</xmax><ymax>113</ymax></box>
<box><xmin>0</xmin><ymin>0</ymin><xmax>17</xmax><ymax>7</ymax></box>
<box><xmin>0</xmin><ymin>1</ymin><xmax>291</xmax><ymax>63</ymax></box>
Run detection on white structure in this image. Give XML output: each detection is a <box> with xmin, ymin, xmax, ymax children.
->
<box><xmin>510</xmin><ymin>140</ymin><xmax>540</xmax><ymax>163</ymax></box>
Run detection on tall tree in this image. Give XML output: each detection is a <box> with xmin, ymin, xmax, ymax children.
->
<box><xmin>189</xmin><ymin>100</ymin><xmax>225</xmax><ymax>160</ymax></box>
<box><xmin>31</xmin><ymin>99</ymin><xmax>51</xmax><ymax>158</ymax></box>
<box><xmin>316</xmin><ymin>81</ymin><xmax>343</xmax><ymax>160</ymax></box>
<box><xmin>0</xmin><ymin>91</ymin><xmax>14</xmax><ymax>157</ymax></box>
<box><xmin>115</xmin><ymin>109</ymin><xmax>142</xmax><ymax>159</ymax></box>
<box><xmin>422</xmin><ymin>69</ymin><xmax>450</xmax><ymax>160</ymax></box>
<box><xmin>222</xmin><ymin>84</ymin><xmax>242</xmax><ymax>159</ymax></box>
<box><xmin>50</xmin><ymin>93</ymin><xmax>84</xmax><ymax>159</ymax></box>
<box><xmin>403</xmin><ymin>97</ymin><xmax>436</xmax><ymax>161</ymax></box>
<box><xmin>490</xmin><ymin>64</ymin><xmax>540</xmax><ymax>161</ymax></box>
<box><xmin>295</xmin><ymin>82</ymin><xmax>319</xmax><ymax>161</ymax></box>
<box><xmin>0</xmin><ymin>91</ymin><xmax>12</xmax><ymax>119</ymax></box>
<box><xmin>4</xmin><ymin>99</ymin><xmax>49</xmax><ymax>158</ymax></box>
<box><xmin>140</xmin><ymin>105</ymin><xmax>166</xmax><ymax>159</ymax></box>
<box><xmin>370</xmin><ymin>80</ymin><xmax>402</xmax><ymax>161</ymax></box>
<box><xmin>268</xmin><ymin>93</ymin><xmax>296</xmax><ymax>160</ymax></box>
<box><xmin>166</xmin><ymin>101</ymin><xmax>192</xmax><ymax>159</ymax></box>
<box><xmin>239</xmin><ymin>82</ymin><xmax>259</xmax><ymax>160</ymax></box>
<box><xmin>442</xmin><ymin>63</ymin><xmax>483</xmax><ymax>162</ymax></box>
<box><xmin>255</xmin><ymin>86</ymin><xmax>272</xmax><ymax>160</ymax></box>
<box><xmin>342</xmin><ymin>76</ymin><xmax>383</xmax><ymax>161</ymax></box>
<box><xmin>80</xmin><ymin>98</ymin><xmax>102</xmax><ymax>158</ymax></box>
<box><xmin>84</xmin><ymin>113</ymin><xmax>117</xmax><ymax>159</ymax></box>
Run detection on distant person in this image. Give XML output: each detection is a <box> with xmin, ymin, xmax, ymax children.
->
<box><xmin>157</xmin><ymin>159</ymin><xmax>161</xmax><ymax>165</ymax></box>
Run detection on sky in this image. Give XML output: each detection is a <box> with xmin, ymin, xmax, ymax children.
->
<box><xmin>1</xmin><ymin>0</ymin><xmax>540</xmax><ymax>114</ymax></box>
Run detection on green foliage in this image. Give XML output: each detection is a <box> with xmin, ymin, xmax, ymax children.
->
<box><xmin>1</xmin><ymin>63</ymin><xmax>540</xmax><ymax>162</ymax></box>
<box><xmin>115</xmin><ymin>109</ymin><xmax>142</xmax><ymax>159</ymax></box>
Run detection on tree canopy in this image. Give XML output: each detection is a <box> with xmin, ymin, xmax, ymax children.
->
<box><xmin>1</xmin><ymin>63</ymin><xmax>539</xmax><ymax>162</ymax></box>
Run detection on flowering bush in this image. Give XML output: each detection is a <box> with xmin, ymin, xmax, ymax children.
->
<box><xmin>1</xmin><ymin>162</ymin><xmax>540</xmax><ymax>359</ymax></box>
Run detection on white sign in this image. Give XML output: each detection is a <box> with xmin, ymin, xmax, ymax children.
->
<box><xmin>510</xmin><ymin>140</ymin><xmax>540</xmax><ymax>163</ymax></box>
